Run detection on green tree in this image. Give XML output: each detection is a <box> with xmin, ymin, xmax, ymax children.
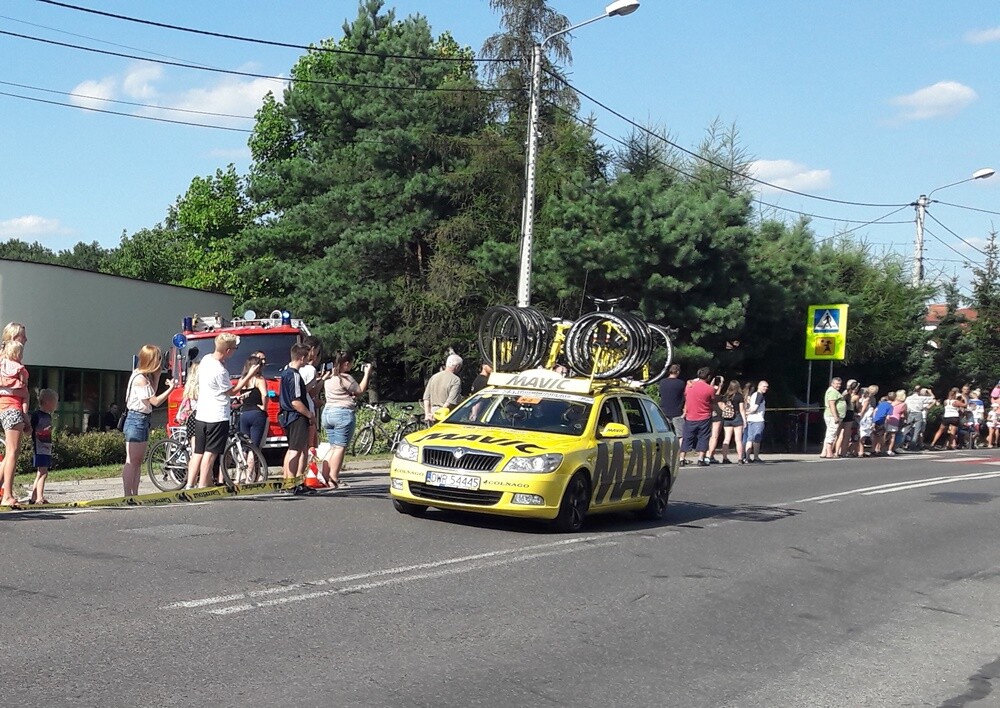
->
<box><xmin>0</xmin><ymin>239</ymin><xmax>58</xmax><ymax>264</ymax></box>
<box><xmin>166</xmin><ymin>165</ymin><xmax>256</xmax><ymax>298</ymax></box>
<box><xmin>966</xmin><ymin>230</ymin><xmax>1000</xmax><ymax>386</ymax></box>
<box><xmin>106</xmin><ymin>227</ymin><xmax>186</xmax><ymax>284</ymax></box>
<box><xmin>918</xmin><ymin>282</ymin><xmax>974</xmax><ymax>391</ymax></box>
<box><xmin>56</xmin><ymin>241</ymin><xmax>112</xmax><ymax>272</ymax></box>
<box><xmin>479</xmin><ymin>0</ymin><xmax>576</xmax><ymax>120</ymax></box>
<box><xmin>244</xmin><ymin>0</ymin><xmax>491</xmax><ymax>389</ymax></box>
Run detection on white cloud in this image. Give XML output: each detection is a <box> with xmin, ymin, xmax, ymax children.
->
<box><xmin>67</xmin><ymin>66</ymin><xmax>277</xmax><ymax>130</ymax></box>
<box><xmin>0</xmin><ymin>216</ymin><xmax>73</xmax><ymax>239</ymax></box>
<box><xmin>750</xmin><ymin>159</ymin><xmax>832</xmax><ymax>193</ymax></box>
<box><xmin>171</xmin><ymin>76</ymin><xmax>283</xmax><ymax>123</ymax></box>
<box><xmin>69</xmin><ymin>77</ymin><xmax>117</xmax><ymax>110</ymax></box>
<box><xmin>122</xmin><ymin>63</ymin><xmax>163</xmax><ymax>100</ymax></box>
<box><xmin>890</xmin><ymin>81</ymin><xmax>977</xmax><ymax>121</ymax></box>
<box><xmin>964</xmin><ymin>26</ymin><xmax>1000</xmax><ymax>44</ymax></box>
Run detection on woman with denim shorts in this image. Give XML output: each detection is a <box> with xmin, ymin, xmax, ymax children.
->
<box><xmin>120</xmin><ymin>345</ymin><xmax>176</xmax><ymax>496</ymax></box>
<box><xmin>320</xmin><ymin>351</ymin><xmax>372</xmax><ymax>489</ymax></box>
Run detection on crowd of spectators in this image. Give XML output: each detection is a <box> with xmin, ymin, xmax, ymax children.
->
<box><xmin>821</xmin><ymin>378</ymin><xmax>994</xmax><ymax>458</ymax></box>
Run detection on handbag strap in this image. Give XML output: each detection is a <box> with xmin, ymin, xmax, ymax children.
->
<box><xmin>124</xmin><ymin>371</ymin><xmax>140</xmax><ymax>411</ymax></box>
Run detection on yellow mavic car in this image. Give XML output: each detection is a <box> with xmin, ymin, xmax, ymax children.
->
<box><xmin>389</xmin><ymin>369</ymin><xmax>680</xmax><ymax>532</ymax></box>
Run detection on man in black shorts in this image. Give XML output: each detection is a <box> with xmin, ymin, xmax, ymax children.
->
<box><xmin>279</xmin><ymin>343</ymin><xmax>314</xmax><ymax>480</ymax></box>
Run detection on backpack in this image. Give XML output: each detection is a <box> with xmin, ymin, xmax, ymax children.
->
<box><xmin>721</xmin><ymin>397</ymin><xmax>735</xmax><ymax>420</ymax></box>
<box><xmin>175</xmin><ymin>397</ymin><xmax>193</xmax><ymax>424</ymax></box>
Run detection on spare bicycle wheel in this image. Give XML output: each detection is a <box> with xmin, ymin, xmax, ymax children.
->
<box><xmin>564</xmin><ymin>311</ymin><xmax>652</xmax><ymax>379</ymax></box>
<box><xmin>476</xmin><ymin>306</ymin><xmax>551</xmax><ymax>372</ymax></box>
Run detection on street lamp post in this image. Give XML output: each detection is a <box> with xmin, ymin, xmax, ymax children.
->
<box><xmin>516</xmin><ymin>0</ymin><xmax>640</xmax><ymax>308</ymax></box>
<box><xmin>912</xmin><ymin>167</ymin><xmax>995</xmax><ymax>287</ymax></box>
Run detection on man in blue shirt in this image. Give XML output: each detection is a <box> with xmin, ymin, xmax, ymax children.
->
<box><xmin>279</xmin><ymin>343</ymin><xmax>314</xmax><ymax>480</ymax></box>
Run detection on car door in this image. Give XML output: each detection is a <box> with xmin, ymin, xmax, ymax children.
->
<box><xmin>641</xmin><ymin>396</ymin><xmax>679</xmax><ymax>480</ymax></box>
<box><xmin>591</xmin><ymin>397</ymin><xmax>631</xmax><ymax>507</ymax></box>
<box><xmin>615</xmin><ymin>396</ymin><xmax>658</xmax><ymax>503</ymax></box>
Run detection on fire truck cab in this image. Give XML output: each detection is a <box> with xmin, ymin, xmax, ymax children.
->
<box><xmin>166</xmin><ymin>309</ymin><xmax>311</xmax><ymax>451</ymax></box>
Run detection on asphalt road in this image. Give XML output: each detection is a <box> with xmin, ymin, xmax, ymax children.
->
<box><xmin>4</xmin><ymin>452</ymin><xmax>1000</xmax><ymax>707</ymax></box>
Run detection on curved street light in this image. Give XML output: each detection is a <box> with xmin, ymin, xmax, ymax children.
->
<box><xmin>516</xmin><ymin>1</ymin><xmax>641</xmax><ymax>308</ymax></box>
<box><xmin>912</xmin><ymin>167</ymin><xmax>995</xmax><ymax>286</ymax></box>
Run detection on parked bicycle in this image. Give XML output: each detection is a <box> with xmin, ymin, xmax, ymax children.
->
<box><xmin>147</xmin><ymin>406</ymin><xmax>268</xmax><ymax>492</ymax></box>
<box><xmin>351</xmin><ymin>403</ymin><xmax>428</xmax><ymax>456</ymax></box>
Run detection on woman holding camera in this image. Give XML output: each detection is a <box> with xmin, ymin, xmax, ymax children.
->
<box><xmin>320</xmin><ymin>351</ymin><xmax>372</xmax><ymax>488</ymax></box>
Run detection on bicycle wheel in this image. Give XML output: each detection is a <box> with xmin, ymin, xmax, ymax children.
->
<box><xmin>147</xmin><ymin>438</ymin><xmax>190</xmax><ymax>492</ymax></box>
<box><xmin>220</xmin><ymin>436</ymin><xmax>268</xmax><ymax>486</ymax></box>
<box><xmin>352</xmin><ymin>426</ymin><xmax>376</xmax><ymax>456</ymax></box>
<box><xmin>391</xmin><ymin>421</ymin><xmax>427</xmax><ymax>452</ymax></box>
<box><xmin>240</xmin><ymin>440</ymin><xmax>269</xmax><ymax>484</ymax></box>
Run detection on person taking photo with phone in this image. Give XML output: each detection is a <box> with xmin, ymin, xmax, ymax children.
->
<box><xmin>320</xmin><ymin>350</ymin><xmax>372</xmax><ymax>489</ymax></box>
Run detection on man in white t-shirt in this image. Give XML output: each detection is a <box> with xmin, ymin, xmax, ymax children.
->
<box><xmin>743</xmin><ymin>380</ymin><xmax>769</xmax><ymax>463</ymax></box>
<box><xmin>187</xmin><ymin>333</ymin><xmax>261</xmax><ymax>488</ymax></box>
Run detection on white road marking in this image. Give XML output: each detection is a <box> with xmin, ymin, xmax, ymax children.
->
<box><xmin>795</xmin><ymin>470</ymin><xmax>1000</xmax><ymax>504</ymax></box>
<box><xmin>816</xmin><ymin>499</ymin><xmax>841</xmax><ymax>504</ymax></box>
<box><xmin>205</xmin><ymin>542</ymin><xmax>618</xmax><ymax>616</ymax></box>
<box><xmin>862</xmin><ymin>471</ymin><xmax>1000</xmax><ymax>495</ymax></box>
<box><xmin>164</xmin><ymin>535</ymin><xmax>613</xmax><ymax>610</ymax></box>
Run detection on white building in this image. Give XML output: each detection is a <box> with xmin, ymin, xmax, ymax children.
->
<box><xmin>0</xmin><ymin>259</ymin><xmax>232</xmax><ymax>431</ymax></box>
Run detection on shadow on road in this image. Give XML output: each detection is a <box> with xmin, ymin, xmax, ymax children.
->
<box><xmin>397</xmin><ymin>499</ymin><xmax>802</xmax><ymax>536</ymax></box>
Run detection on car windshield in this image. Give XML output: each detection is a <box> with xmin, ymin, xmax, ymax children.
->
<box><xmin>189</xmin><ymin>333</ymin><xmax>299</xmax><ymax>379</ymax></box>
<box><xmin>447</xmin><ymin>391</ymin><xmax>593</xmax><ymax>436</ymax></box>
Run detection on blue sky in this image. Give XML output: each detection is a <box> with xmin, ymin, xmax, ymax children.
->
<box><xmin>3</xmin><ymin>1</ymin><xmax>999</xmax><ymax>296</ymax></box>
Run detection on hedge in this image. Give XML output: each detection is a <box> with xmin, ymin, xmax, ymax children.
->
<box><xmin>5</xmin><ymin>429</ymin><xmax>166</xmax><ymax>475</ymax></box>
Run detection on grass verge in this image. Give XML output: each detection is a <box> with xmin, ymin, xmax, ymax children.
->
<box><xmin>13</xmin><ymin>453</ymin><xmax>393</xmax><ymax>488</ymax></box>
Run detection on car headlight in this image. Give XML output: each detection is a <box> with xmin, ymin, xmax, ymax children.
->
<box><xmin>502</xmin><ymin>453</ymin><xmax>563</xmax><ymax>473</ymax></box>
<box><xmin>395</xmin><ymin>440</ymin><xmax>418</xmax><ymax>462</ymax></box>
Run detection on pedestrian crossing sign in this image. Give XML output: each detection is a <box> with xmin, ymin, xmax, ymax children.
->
<box><xmin>805</xmin><ymin>304</ymin><xmax>849</xmax><ymax>360</ymax></box>
<box><xmin>813</xmin><ymin>309</ymin><xmax>840</xmax><ymax>333</ymax></box>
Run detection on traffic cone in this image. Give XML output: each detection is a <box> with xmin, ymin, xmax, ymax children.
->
<box><xmin>304</xmin><ymin>447</ymin><xmax>327</xmax><ymax>489</ymax></box>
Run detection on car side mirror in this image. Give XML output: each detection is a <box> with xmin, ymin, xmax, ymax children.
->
<box><xmin>433</xmin><ymin>408</ymin><xmax>451</xmax><ymax>422</ymax></box>
<box><xmin>599</xmin><ymin>422</ymin><xmax>630</xmax><ymax>439</ymax></box>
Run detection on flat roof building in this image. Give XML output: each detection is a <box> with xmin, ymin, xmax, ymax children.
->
<box><xmin>0</xmin><ymin>258</ymin><xmax>232</xmax><ymax>432</ymax></box>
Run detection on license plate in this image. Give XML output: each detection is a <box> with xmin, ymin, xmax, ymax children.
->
<box><xmin>425</xmin><ymin>471</ymin><xmax>481</xmax><ymax>490</ymax></box>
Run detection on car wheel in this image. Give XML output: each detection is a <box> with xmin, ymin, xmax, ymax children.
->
<box><xmin>393</xmin><ymin>498</ymin><xmax>428</xmax><ymax>517</ymax></box>
<box><xmin>551</xmin><ymin>472</ymin><xmax>590</xmax><ymax>533</ymax></box>
<box><xmin>640</xmin><ymin>467</ymin><xmax>672</xmax><ymax>521</ymax></box>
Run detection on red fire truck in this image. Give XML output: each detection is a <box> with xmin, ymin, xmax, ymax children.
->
<box><xmin>166</xmin><ymin>309</ymin><xmax>312</xmax><ymax>451</ymax></box>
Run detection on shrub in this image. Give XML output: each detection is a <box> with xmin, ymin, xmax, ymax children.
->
<box><xmin>5</xmin><ymin>428</ymin><xmax>168</xmax><ymax>474</ymax></box>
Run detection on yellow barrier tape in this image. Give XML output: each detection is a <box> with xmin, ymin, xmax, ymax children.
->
<box><xmin>0</xmin><ymin>476</ymin><xmax>304</xmax><ymax>514</ymax></box>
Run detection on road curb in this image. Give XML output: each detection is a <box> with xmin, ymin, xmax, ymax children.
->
<box><xmin>0</xmin><ymin>476</ymin><xmax>303</xmax><ymax>514</ymax></box>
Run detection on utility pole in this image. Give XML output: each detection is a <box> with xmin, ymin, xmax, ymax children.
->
<box><xmin>515</xmin><ymin>0</ymin><xmax>640</xmax><ymax>308</ymax></box>
<box><xmin>911</xmin><ymin>168</ymin><xmax>995</xmax><ymax>287</ymax></box>
<box><xmin>912</xmin><ymin>194</ymin><xmax>928</xmax><ymax>287</ymax></box>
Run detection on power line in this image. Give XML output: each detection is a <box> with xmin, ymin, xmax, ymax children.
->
<box><xmin>925</xmin><ymin>212</ymin><xmax>988</xmax><ymax>256</ymax></box>
<box><xmin>33</xmin><ymin>0</ymin><xmax>513</xmax><ymax>63</ymax></box>
<box><xmin>0</xmin><ymin>89</ymin><xmax>251</xmax><ymax>131</ymax></box>
<box><xmin>0</xmin><ymin>78</ymin><xmax>255</xmax><ymax>119</ymax></box>
<box><xmin>2</xmin><ymin>82</ymin><xmax>527</xmax><ymax>149</ymax></box>
<box><xmin>924</xmin><ymin>226</ymin><xmax>974</xmax><ymax>262</ymax></box>
<box><xmin>934</xmin><ymin>200</ymin><xmax>1000</xmax><ymax>217</ymax></box>
<box><xmin>546</xmin><ymin>70</ymin><xmax>910</xmax><ymax>210</ymax></box>
<box><xmin>0</xmin><ymin>13</ymin><xmax>218</xmax><ymax>68</ymax></box>
<box><xmin>813</xmin><ymin>206</ymin><xmax>912</xmax><ymax>243</ymax></box>
<box><xmin>547</xmin><ymin>100</ymin><xmax>912</xmax><ymax>229</ymax></box>
<box><xmin>0</xmin><ymin>29</ymin><xmax>513</xmax><ymax>94</ymax></box>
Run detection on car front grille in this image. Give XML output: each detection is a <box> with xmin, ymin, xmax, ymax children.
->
<box><xmin>422</xmin><ymin>447</ymin><xmax>502</xmax><ymax>472</ymax></box>
<box><xmin>408</xmin><ymin>483</ymin><xmax>503</xmax><ymax>506</ymax></box>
